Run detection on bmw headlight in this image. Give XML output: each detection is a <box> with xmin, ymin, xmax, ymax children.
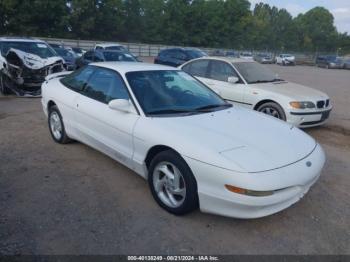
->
<box><xmin>289</xmin><ymin>101</ymin><xmax>315</xmax><ymax>109</ymax></box>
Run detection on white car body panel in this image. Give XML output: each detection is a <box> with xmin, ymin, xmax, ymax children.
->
<box><xmin>41</xmin><ymin>62</ymin><xmax>326</xmax><ymax>219</ymax></box>
<box><xmin>180</xmin><ymin>57</ymin><xmax>332</xmax><ymax>127</ymax></box>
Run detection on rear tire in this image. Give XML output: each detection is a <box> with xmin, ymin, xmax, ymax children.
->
<box><xmin>148</xmin><ymin>150</ymin><xmax>199</xmax><ymax>215</ymax></box>
<box><xmin>257</xmin><ymin>102</ymin><xmax>286</xmax><ymax>121</ymax></box>
<box><xmin>48</xmin><ymin>105</ymin><xmax>72</xmax><ymax>144</ymax></box>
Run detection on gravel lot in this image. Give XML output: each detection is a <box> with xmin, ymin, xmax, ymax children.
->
<box><xmin>0</xmin><ymin>64</ymin><xmax>349</xmax><ymax>255</ymax></box>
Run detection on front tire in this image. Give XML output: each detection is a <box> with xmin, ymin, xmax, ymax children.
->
<box><xmin>0</xmin><ymin>71</ymin><xmax>11</xmax><ymax>95</ymax></box>
<box><xmin>148</xmin><ymin>150</ymin><xmax>198</xmax><ymax>215</ymax></box>
<box><xmin>48</xmin><ymin>105</ymin><xmax>72</xmax><ymax>144</ymax></box>
<box><xmin>257</xmin><ymin>102</ymin><xmax>286</xmax><ymax>121</ymax></box>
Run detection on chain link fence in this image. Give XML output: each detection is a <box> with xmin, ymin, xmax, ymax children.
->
<box><xmin>35</xmin><ymin>36</ymin><xmax>335</xmax><ymax>65</ymax></box>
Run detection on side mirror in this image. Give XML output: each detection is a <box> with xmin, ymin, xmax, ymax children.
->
<box><xmin>108</xmin><ymin>99</ymin><xmax>136</xmax><ymax>114</ymax></box>
<box><xmin>228</xmin><ymin>76</ymin><xmax>239</xmax><ymax>84</ymax></box>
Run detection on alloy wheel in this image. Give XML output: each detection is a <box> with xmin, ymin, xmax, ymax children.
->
<box><xmin>153</xmin><ymin>161</ymin><xmax>186</xmax><ymax>208</ymax></box>
<box><xmin>49</xmin><ymin>111</ymin><xmax>63</xmax><ymax>140</ymax></box>
<box><xmin>260</xmin><ymin>107</ymin><xmax>281</xmax><ymax>119</ymax></box>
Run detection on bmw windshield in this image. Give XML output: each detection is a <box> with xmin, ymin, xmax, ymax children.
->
<box><xmin>126</xmin><ymin>70</ymin><xmax>230</xmax><ymax>116</ymax></box>
<box><xmin>233</xmin><ymin>62</ymin><xmax>283</xmax><ymax>84</ymax></box>
<box><xmin>1</xmin><ymin>41</ymin><xmax>57</xmax><ymax>58</ymax></box>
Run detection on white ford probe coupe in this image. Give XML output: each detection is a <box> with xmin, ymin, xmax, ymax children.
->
<box><xmin>41</xmin><ymin>62</ymin><xmax>325</xmax><ymax>219</ymax></box>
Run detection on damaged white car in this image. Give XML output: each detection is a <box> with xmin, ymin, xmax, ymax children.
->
<box><xmin>0</xmin><ymin>37</ymin><xmax>65</xmax><ymax>97</ymax></box>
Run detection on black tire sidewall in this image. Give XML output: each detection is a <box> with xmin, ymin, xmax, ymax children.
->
<box><xmin>148</xmin><ymin>150</ymin><xmax>199</xmax><ymax>215</ymax></box>
<box><xmin>0</xmin><ymin>71</ymin><xmax>9</xmax><ymax>95</ymax></box>
<box><xmin>257</xmin><ymin>102</ymin><xmax>286</xmax><ymax>121</ymax></box>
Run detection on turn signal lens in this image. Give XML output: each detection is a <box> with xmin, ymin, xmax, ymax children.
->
<box><xmin>225</xmin><ymin>185</ymin><xmax>274</xmax><ymax>197</ymax></box>
<box><xmin>290</xmin><ymin>101</ymin><xmax>301</xmax><ymax>109</ymax></box>
<box><xmin>289</xmin><ymin>101</ymin><xmax>316</xmax><ymax>109</ymax></box>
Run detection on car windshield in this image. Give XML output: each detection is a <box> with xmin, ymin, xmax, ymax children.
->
<box><xmin>102</xmin><ymin>51</ymin><xmax>137</xmax><ymax>62</ymax></box>
<box><xmin>105</xmin><ymin>46</ymin><xmax>127</xmax><ymax>51</ymax></box>
<box><xmin>1</xmin><ymin>41</ymin><xmax>57</xmax><ymax>58</ymax></box>
<box><xmin>186</xmin><ymin>50</ymin><xmax>207</xmax><ymax>59</ymax></box>
<box><xmin>126</xmin><ymin>70</ymin><xmax>230</xmax><ymax>116</ymax></box>
<box><xmin>54</xmin><ymin>48</ymin><xmax>75</xmax><ymax>58</ymax></box>
<box><xmin>72</xmin><ymin>48</ymin><xmax>83</xmax><ymax>53</ymax></box>
<box><xmin>234</xmin><ymin>62</ymin><xmax>282</xmax><ymax>84</ymax></box>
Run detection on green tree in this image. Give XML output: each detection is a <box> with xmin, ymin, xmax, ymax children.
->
<box><xmin>295</xmin><ymin>7</ymin><xmax>338</xmax><ymax>51</ymax></box>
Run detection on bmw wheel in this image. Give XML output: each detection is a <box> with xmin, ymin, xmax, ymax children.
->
<box><xmin>148</xmin><ymin>150</ymin><xmax>198</xmax><ymax>215</ymax></box>
<box><xmin>48</xmin><ymin>105</ymin><xmax>72</xmax><ymax>144</ymax></box>
<box><xmin>257</xmin><ymin>102</ymin><xmax>286</xmax><ymax>121</ymax></box>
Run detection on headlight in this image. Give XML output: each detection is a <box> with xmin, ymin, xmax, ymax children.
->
<box><xmin>289</xmin><ymin>101</ymin><xmax>315</xmax><ymax>109</ymax></box>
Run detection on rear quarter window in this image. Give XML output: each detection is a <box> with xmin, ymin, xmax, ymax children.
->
<box><xmin>60</xmin><ymin>66</ymin><xmax>95</xmax><ymax>92</ymax></box>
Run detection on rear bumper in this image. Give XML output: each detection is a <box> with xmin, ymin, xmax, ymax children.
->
<box><xmin>183</xmin><ymin>144</ymin><xmax>325</xmax><ymax>219</ymax></box>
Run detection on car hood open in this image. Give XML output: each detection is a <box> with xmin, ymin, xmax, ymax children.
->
<box><xmin>146</xmin><ymin>106</ymin><xmax>316</xmax><ymax>173</ymax></box>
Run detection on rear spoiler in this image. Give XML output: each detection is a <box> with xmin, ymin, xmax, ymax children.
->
<box><xmin>45</xmin><ymin>71</ymin><xmax>72</xmax><ymax>81</ymax></box>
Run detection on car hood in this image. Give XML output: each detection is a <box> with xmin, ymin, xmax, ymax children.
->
<box><xmin>141</xmin><ymin>107</ymin><xmax>316</xmax><ymax>173</ymax></box>
<box><xmin>252</xmin><ymin>81</ymin><xmax>328</xmax><ymax>101</ymax></box>
<box><xmin>7</xmin><ymin>48</ymin><xmax>64</xmax><ymax>70</ymax></box>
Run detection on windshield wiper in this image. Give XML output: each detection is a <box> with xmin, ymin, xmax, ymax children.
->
<box><xmin>194</xmin><ymin>103</ymin><xmax>232</xmax><ymax>112</ymax></box>
<box><xmin>147</xmin><ymin>109</ymin><xmax>195</xmax><ymax>115</ymax></box>
<box><xmin>272</xmin><ymin>78</ymin><xmax>285</xmax><ymax>82</ymax></box>
<box><xmin>250</xmin><ymin>78</ymin><xmax>285</xmax><ymax>84</ymax></box>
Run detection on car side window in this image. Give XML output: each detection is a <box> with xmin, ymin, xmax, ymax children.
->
<box><xmin>182</xmin><ymin>60</ymin><xmax>209</xmax><ymax>78</ymax></box>
<box><xmin>208</xmin><ymin>61</ymin><xmax>238</xmax><ymax>82</ymax></box>
<box><xmin>174</xmin><ymin>50</ymin><xmax>187</xmax><ymax>60</ymax></box>
<box><xmin>93</xmin><ymin>52</ymin><xmax>104</xmax><ymax>62</ymax></box>
<box><xmin>95</xmin><ymin>46</ymin><xmax>103</xmax><ymax>50</ymax></box>
<box><xmin>61</xmin><ymin>66</ymin><xmax>95</xmax><ymax>92</ymax></box>
<box><xmin>83</xmin><ymin>68</ymin><xmax>130</xmax><ymax>104</ymax></box>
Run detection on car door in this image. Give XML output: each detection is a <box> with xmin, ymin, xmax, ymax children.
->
<box><xmin>74</xmin><ymin>66</ymin><xmax>140</xmax><ymax>168</ymax></box>
<box><xmin>58</xmin><ymin>66</ymin><xmax>95</xmax><ymax>138</ymax></box>
<box><xmin>205</xmin><ymin>60</ymin><xmax>245</xmax><ymax>105</ymax></box>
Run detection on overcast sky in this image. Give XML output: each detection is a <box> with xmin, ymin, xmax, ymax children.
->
<box><xmin>249</xmin><ymin>0</ymin><xmax>350</xmax><ymax>34</ymax></box>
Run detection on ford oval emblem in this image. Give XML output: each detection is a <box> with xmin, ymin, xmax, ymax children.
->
<box><xmin>306</xmin><ymin>161</ymin><xmax>312</xmax><ymax>167</ymax></box>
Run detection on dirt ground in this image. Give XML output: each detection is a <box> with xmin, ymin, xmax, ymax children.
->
<box><xmin>0</xmin><ymin>64</ymin><xmax>349</xmax><ymax>255</ymax></box>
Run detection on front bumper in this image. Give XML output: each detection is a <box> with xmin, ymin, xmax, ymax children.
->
<box><xmin>329</xmin><ymin>64</ymin><xmax>343</xmax><ymax>69</ymax></box>
<box><xmin>284</xmin><ymin>59</ymin><xmax>295</xmax><ymax>65</ymax></box>
<box><xmin>183</xmin><ymin>143</ymin><xmax>325</xmax><ymax>219</ymax></box>
<box><xmin>287</xmin><ymin>108</ymin><xmax>332</xmax><ymax>128</ymax></box>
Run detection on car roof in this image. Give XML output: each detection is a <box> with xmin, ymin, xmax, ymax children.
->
<box><xmin>90</xmin><ymin>62</ymin><xmax>179</xmax><ymax>74</ymax></box>
<box><xmin>161</xmin><ymin>47</ymin><xmax>203</xmax><ymax>52</ymax></box>
<box><xmin>96</xmin><ymin>49</ymin><xmax>127</xmax><ymax>54</ymax></box>
<box><xmin>0</xmin><ymin>37</ymin><xmax>45</xmax><ymax>43</ymax></box>
<box><xmin>95</xmin><ymin>43</ymin><xmax>124</xmax><ymax>48</ymax></box>
<box><xmin>188</xmin><ymin>56</ymin><xmax>255</xmax><ymax>64</ymax></box>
